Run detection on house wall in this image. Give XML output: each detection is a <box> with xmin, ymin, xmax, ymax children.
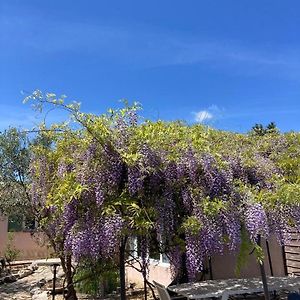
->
<box><xmin>0</xmin><ymin>216</ymin><xmax>50</xmax><ymax>260</ymax></box>
<box><xmin>211</xmin><ymin>236</ymin><xmax>285</xmax><ymax>280</ymax></box>
<box><xmin>8</xmin><ymin>232</ymin><xmax>51</xmax><ymax>259</ymax></box>
<box><xmin>126</xmin><ymin>261</ymin><xmax>172</xmax><ymax>286</ymax></box>
<box><xmin>126</xmin><ymin>236</ymin><xmax>286</xmax><ymax>287</ymax></box>
<box><xmin>0</xmin><ymin>216</ymin><xmax>8</xmax><ymax>256</ymax></box>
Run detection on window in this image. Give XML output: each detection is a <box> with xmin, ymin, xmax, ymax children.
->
<box><xmin>8</xmin><ymin>215</ymin><xmax>23</xmax><ymax>232</ymax></box>
<box><xmin>148</xmin><ymin>232</ymin><xmax>161</xmax><ymax>261</ymax></box>
<box><xmin>161</xmin><ymin>253</ymin><xmax>169</xmax><ymax>264</ymax></box>
<box><xmin>8</xmin><ymin>214</ymin><xmax>36</xmax><ymax>232</ymax></box>
<box><xmin>129</xmin><ymin>234</ymin><xmax>170</xmax><ymax>265</ymax></box>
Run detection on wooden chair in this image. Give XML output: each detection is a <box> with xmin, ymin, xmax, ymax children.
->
<box><xmin>153</xmin><ymin>281</ymin><xmax>186</xmax><ymax>300</ymax></box>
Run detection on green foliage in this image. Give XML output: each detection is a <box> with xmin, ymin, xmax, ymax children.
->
<box><xmin>251</xmin><ymin>124</ymin><xmax>265</xmax><ymax>136</ymax></box>
<box><xmin>266</xmin><ymin>122</ymin><xmax>279</xmax><ymax>134</ymax></box>
<box><xmin>253</xmin><ymin>243</ymin><xmax>265</xmax><ymax>265</ymax></box>
<box><xmin>250</xmin><ymin>122</ymin><xmax>279</xmax><ymax>136</ymax></box>
<box><xmin>235</xmin><ymin>228</ymin><xmax>265</xmax><ymax>276</ymax></box>
<box><xmin>49</xmin><ymin>173</ymin><xmax>87</xmax><ymax>207</ymax></box>
<box><xmin>182</xmin><ymin>216</ymin><xmax>202</xmax><ymax>235</ymax></box>
<box><xmin>202</xmin><ymin>197</ymin><xmax>227</xmax><ymax>217</ymax></box>
<box><xmin>277</xmin><ymin>183</ymin><xmax>300</xmax><ymax>205</ymax></box>
<box><xmin>14</xmin><ymin>90</ymin><xmax>300</xmax><ymax>288</ymax></box>
<box><xmin>0</xmin><ymin>128</ymin><xmax>31</xmax><ymax>215</ymax></box>
<box><xmin>75</xmin><ymin>260</ymin><xmax>119</xmax><ymax>296</ymax></box>
<box><xmin>235</xmin><ymin>227</ymin><xmax>255</xmax><ymax>276</ymax></box>
<box><xmin>4</xmin><ymin>233</ymin><xmax>20</xmax><ymax>263</ymax></box>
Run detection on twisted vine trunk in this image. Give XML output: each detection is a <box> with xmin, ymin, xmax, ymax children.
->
<box><xmin>44</xmin><ymin>228</ymin><xmax>78</xmax><ymax>300</ymax></box>
<box><xmin>257</xmin><ymin>235</ymin><xmax>270</xmax><ymax>300</ymax></box>
<box><xmin>60</xmin><ymin>254</ymin><xmax>78</xmax><ymax>300</ymax></box>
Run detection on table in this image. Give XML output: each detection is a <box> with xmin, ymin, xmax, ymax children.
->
<box><xmin>168</xmin><ymin>276</ymin><xmax>300</xmax><ymax>300</ymax></box>
<box><xmin>35</xmin><ymin>259</ymin><xmax>61</xmax><ymax>300</ymax></box>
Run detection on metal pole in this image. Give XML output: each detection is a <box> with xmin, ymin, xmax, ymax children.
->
<box><xmin>266</xmin><ymin>240</ymin><xmax>274</xmax><ymax>276</ymax></box>
<box><xmin>52</xmin><ymin>263</ymin><xmax>58</xmax><ymax>300</ymax></box>
<box><xmin>208</xmin><ymin>257</ymin><xmax>213</xmax><ymax>280</ymax></box>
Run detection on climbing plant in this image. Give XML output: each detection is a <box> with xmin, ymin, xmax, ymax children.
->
<box><xmin>6</xmin><ymin>90</ymin><xmax>298</xmax><ymax>300</ymax></box>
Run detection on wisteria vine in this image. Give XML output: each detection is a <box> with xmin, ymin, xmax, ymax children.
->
<box><xmin>27</xmin><ymin>95</ymin><xmax>300</xmax><ymax>283</ymax></box>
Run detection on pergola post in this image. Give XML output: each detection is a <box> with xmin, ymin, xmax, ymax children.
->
<box><xmin>266</xmin><ymin>240</ymin><xmax>274</xmax><ymax>276</ymax></box>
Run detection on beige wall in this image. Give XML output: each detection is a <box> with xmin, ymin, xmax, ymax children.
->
<box><xmin>9</xmin><ymin>232</ymin><xmax>51</xmax><ymax>259</ymax></box>
<box><xmin>126</xmin><ymin>236</ymin><xmax>286</xmax><ymax>287</ymax></box>
<box><xmin>0</xmin><ymin>216</ymin><xmax>8</xmax><ymax>256</ymax></box>
<box><xmin>1</xmin><ymin>214</ymin><xmax>286</xmax><ymax>282</ymax></box>
<box><xmin>211</xmin><ymin>236</ymin><xmax>285</xmax><ymax>280</ymax></box>
<box><xmin>0</xmin><ymin>216</ymin><xmax>50</xmax><ymax>260</ymax></box>
<box><xmin>127</xmin><ymin>262</ymin><xmax>172</xmax><ymax>286</ymax></box>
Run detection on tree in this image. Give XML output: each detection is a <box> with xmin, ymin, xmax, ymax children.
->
<box><xmin>251</xmin><ymin>123</ymin><xmax>265</xmax><ymax>136</ymax></box>
<box><xmin>250</xmin><ymin>122</ymin><xmax>279</xmax><ymax>136</ymax></box>
<box><xmin>24</xmin><ymin>92</ymin><xmax>155</xmax><ymax>300</ymax></box>
<box><xmin>265</xmin><ymin>122</ymin><xmax>279</xmax><ymax>134</ymax></box>
<box><xmin>0</xmin><ymin>127</ymin><xmax>79</xmax><ymax>300</ymax></box>
<box><xmin>0</xmin><ymin>128</ymin><xmax>31</xmax><ymax>216</ymax></box>
<box><xmin>21</xmin><ymin>90</ymin><xmax>300</xmax><ymax>300</ymax></box>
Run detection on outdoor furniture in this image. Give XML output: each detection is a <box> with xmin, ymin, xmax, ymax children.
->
<box><xmin>168</xmin><ymin>276</ymin><xmax>300</xmax><ymax>300</ymax></box>
<box><xmin>288</xmin><ymin>293</ymin><xmax>300</xmax><ymax>300</ymax></box>
<box><xmin>35</xmin><ymin>258</ymin><xmax>61</xmax><ymax>300</ymax></box>
<box><xmin>153</xmin><ymin>281</ymin><xmax>187</xmax><ymax>300</ymax></box>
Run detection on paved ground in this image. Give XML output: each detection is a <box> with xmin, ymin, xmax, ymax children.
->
<box><xmin>1</xmin><ymin>269</ymin><xmax>290</xmax><ymax>300</ymax></box>
<box><xmin>0</xmin><ymin>266</ymin><xmax>52</xmax><ymax>300</ymax></box>
<box><xmin>0</xmin><ymin>265</ymin><xmax>148</xmax><ymax>300</ymax></box>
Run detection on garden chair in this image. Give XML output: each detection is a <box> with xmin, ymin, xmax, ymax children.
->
<box><xmin>153</xmin><ymin>281</ymin><xmax>186</xmax><ymax>300</ymax></box>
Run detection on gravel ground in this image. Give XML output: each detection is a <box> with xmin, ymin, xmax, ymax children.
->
<box><xmin>0</xmin><ymin>266</ymin><xmax>52</xmax><ymax>300</ymax></box>
<box><xmin>0</xmin><ymin>266</ymin><xmax>154</xmax><ymax>300</ymax></box>
<box><xmin>1</xmin><ymin>266</ymin><xmax>291</xmax><ymax>300</ymax></box>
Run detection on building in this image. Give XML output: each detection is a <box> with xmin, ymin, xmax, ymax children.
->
<box><xmin>0</xmin><ymin>216</ymin><xmax>297</xmax><ymax>287</ymax></box>
<box><xmin>126</xmin><ymin>236</ymin><xmax>288</xmax><ymax>286</ymax></box>
<box><xmin>0</xmin><ymin>215</ymin><xmax>50</xmax><ymax>260</ymax></box>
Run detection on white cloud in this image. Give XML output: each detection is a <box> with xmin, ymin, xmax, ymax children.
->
<box><xmin>193</xmin><ymin>105</ymin><xmax>225</xmax><ymax>123</ymax></box>
<box><xmin>194</xmin><ymin>110</ymin><xmax>213</xmax><ymax>123</ymax></box>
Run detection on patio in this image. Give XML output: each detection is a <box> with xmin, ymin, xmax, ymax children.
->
<box><xmin>167</xmin><ymin>276</ymin><xmax>300</xmax><ymax>300</ymax></box>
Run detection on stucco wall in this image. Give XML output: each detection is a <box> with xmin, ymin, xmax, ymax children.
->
<box><xmin>126</xmin><ymin>261</ymin><xmax>172</xmax><ymax>286</ymax></box>
<box><xmin>0</xmin><ymin>216</ymin><xmax>50</xmax><ymax>260</ymax></box>
<box><xmin>9</xmin><ymin>232</ymin><xmax>51</xmax><ymax>259</ymax></box>
<box><xmin>1</xmin><ymin>215</ymin><xmax>287</xmax><ymax>282</ymax></box>
<box><xmin>126</xmin><ymin>236</ymin><xmax>285</xmax><ymax>287</ymax></box>
<box><xmin>211</xmin><ymin>236</ymin><xmax>285</xmax><ymax>280</ymax></box>
<box><xmin>0</xmin><ymin>217</ymin><xmax>8</xmax><ymax>256</ymax></box>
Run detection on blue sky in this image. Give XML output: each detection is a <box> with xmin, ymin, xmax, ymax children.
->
<box><xmin>1</xmin><ymin>1</ymin><xmax>300</xmax><ymax>132</ymax></box>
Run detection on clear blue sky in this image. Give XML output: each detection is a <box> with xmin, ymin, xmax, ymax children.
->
<box><xmin>1</xmin><ymin>0</ymin><xmax>300</xmax><ymax>132</ymax></box>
